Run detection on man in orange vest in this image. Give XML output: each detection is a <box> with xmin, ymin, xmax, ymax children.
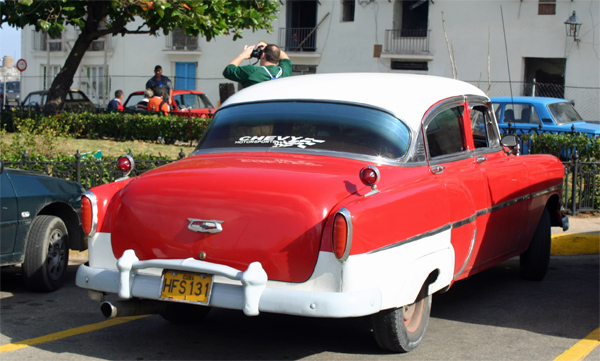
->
<box><xmin>147</xmin><ymin>87</ymin><xmax>170</xmax><ymax>114</ymax></box>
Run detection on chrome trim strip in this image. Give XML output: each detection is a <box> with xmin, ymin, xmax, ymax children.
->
<box><xmin>368</xmin><ymin>182</ymin><xmax>563</xmax><ymax>255</ymax></box>
<box><xmin>532</xmin><ymin>184</ymin><xmax>562</xmax><ymax>198</ymax></box>
<box><xmin>453</xmin><ymin>229</ymin><xmax>477</xmax><ymax>280</ymax></box>
<box><xmin>83</xmin><ymin>190</ymin><xmax>99</xmax><ymax>238</ymax></box>
<box><xmin>452</xmin><ymin>215</ymin><xmax>477</xmax><ymax>229</ymax></box>
<box><xmin>369</xmin><ymin>224</ymin><xmax>452</xmax><ymax>254</ymax></box>
<box><xmin>490</xmin><ymin>194</ymin><xmax>531</xmax><ymax>212</ymax></box>
<box><xmin>334</xmin><ymin>207</ymin><xmax>353</xmax><ymax>262</ymax></box>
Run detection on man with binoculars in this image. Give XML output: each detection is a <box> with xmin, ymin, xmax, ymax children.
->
<box><xmin>223</xmin><ymin>41</ymin><xmax>292</xmax><ymax>89</ymax></box>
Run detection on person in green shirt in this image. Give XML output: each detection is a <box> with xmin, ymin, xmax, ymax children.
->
<box><xmin>223</xmin><ymin>41</ymin><xmax>292</xmax><ymax>89</ymax></box>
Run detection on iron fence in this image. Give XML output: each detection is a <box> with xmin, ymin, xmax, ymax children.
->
<box><xmin>562</xmin><ymin>157</ymin><xmax>599</xmax><ymax>215</ymax></box>
<box><xmin>3</xmin><ymin>150</ymin><xmax>185</xmax><ymax>190</ymax></box>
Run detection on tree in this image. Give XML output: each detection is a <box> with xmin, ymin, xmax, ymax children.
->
<box><xmin>0</xmin><ymin>0</ymin><xmax>280</xmax><ymax>112</ymax></box>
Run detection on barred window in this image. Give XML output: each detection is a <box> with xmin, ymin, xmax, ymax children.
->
<box><xmin>538</xmin><ymin>0</ymin><xmax>556</xmax><ymax>15</ymax></box>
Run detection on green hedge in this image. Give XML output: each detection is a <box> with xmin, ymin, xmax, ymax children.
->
<box><xmin>519</xmin><ymin>132</ymin><xmax>599</xmax><ymax>161</ymax></box>
<box><xmin>1</xmin><ymin>109</ymin><xmax>212</xmax><ymax>144</ymax></box>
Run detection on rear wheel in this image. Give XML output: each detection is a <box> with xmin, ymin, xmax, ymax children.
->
<box><xmin>372</xmin><ymin>286</ymin><xmax>432</xmax><ymax>352</ymax></box>
<box><xmin>22</xmin><ymin>215</ymin><xmax>69</xmax><ymax>292</ymax></box>
<box><xmin>159</xmin><ymin>302</ymin><xmax>211</xmax><ymax>324</ymax></box>
<box><xmin>520</xmin><ymin>208</ymin><xmax>551</xmax><ymax>281</ymax></box>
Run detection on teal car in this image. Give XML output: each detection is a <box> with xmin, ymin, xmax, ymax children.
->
<box><xmin>491</xmin><ymin>96</ymin><xmax>600</xmax><ymax>136</ymax></box>
<box><xmin>0</xmin><ymin>161</ymin><xmax>86</xmax><ymax>292</ymax></box>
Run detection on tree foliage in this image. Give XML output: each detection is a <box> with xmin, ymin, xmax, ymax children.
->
<box><xmin>0</xmin><ymin>0</ymin><xmax>280</xmax><ymax>111</ymax></box>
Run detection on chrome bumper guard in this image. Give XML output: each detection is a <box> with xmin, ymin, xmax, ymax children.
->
<box><xmin>76</xmin><ymin>249</ymin><xmax>382</xmax><ymax>318</ymax></box>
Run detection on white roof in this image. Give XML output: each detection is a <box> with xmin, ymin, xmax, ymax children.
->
<box><xmin>221</xmin><ymin>73</ymin><xmax>488</xmax><ymax>131</ymax></box>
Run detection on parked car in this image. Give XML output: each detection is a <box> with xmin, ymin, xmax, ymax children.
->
<box><xmin>491</xmin><ymin>96</ymin><xmax>600</xmax><ymax>136</ymax></box>
<box><xmin>76</xmin><ymin>74</ymin><xmax>567</xmax><ymax>353</ymax></box>
<box><xmin>0</xmin><ymin>81</ymin><xmax>20</xmax><ymax>106</ymax></box>
<box><xmin>0</xmin><ymin>161</ymin><xmax>86</xmax><ymax>292</ymax></box>
<box><xmin>123</xmin><ymin>89</ymin><xmax>215</xmax><ymax>117</ymax></box>
<box><xmin>21</xmin><ymin>89</ymin><xmax>96</xmax><ymax>111</ymax></box>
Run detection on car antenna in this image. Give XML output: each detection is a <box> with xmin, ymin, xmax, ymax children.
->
<box><xmin>500</xmin><ymin>5</ymin><xmax>514</xmax><ymax>106</ymax></box>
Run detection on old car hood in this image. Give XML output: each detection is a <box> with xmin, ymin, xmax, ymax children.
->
<box><xmin>110</xmin><ymin>153</ymin><xmax>370</xmax><ymax>282</ymax></box>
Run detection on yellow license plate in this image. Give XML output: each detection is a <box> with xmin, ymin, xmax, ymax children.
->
<box><xmin>160</xmin><ymin>270</ymin><xmax>212</xmax><ymax>304</ymax></box>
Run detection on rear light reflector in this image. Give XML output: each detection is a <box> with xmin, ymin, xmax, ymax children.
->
<box><xmin>117</xmin><ymin>155</ymin><xmax>134</xmax><ymax>173</ymax></box>
<box><xmin>81</xmin><ymin>191</ymin><xmax>98</xmax><ymax>237</ymax></box>
<box><xmin>81</xmin><ymin>196</ymin><xmax>93</xmax><ymax>235</ymax></box>
<box><xmin>332</xmin><ymin>208</ymin><xmax>352</xmax><ymax>261</ymax></box>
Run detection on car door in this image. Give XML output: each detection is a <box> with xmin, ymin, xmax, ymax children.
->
<box><xmin>423</xmin><ymin>98</ymin><xmax>491</xmax><ymax>280</ymax></box>
<box><xmin>466</xmin><ymin>98</ymin><xmax>529</xmax><ymax>272</ymax></box>
<box><xmin>0</xmin><ymin>170</ymin><xmax>19</xmax><ymax>255</ymax></box>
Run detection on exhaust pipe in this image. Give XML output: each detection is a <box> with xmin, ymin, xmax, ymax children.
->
<box><xmin>101</xmin><ymin>300</ymin><xmax>165</xmax><ymax>319</ymax></box>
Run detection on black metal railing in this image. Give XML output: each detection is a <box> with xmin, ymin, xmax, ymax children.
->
<box><xmin>3</xmin><ymin>150</ymin><xmax>186</xmax><ymax>190</ymax></box>
<box><xmin>384</xmin><ymin>29</ymin><xmax>430</xmax><ymax>54</ymax></box>
<box><xmin>278</xmin><ymin>28</ymin><xmax>317</xmax><ymax>52</ymax></box>
<box><xmin>499</xmin><ymin>126</ymin><xmax>599</xmax><ymax>214</ymax></box>
<box><xmin>563</xmin><ymin>156</ymin><xmax>599</xmax><ymax>215</ymax></box>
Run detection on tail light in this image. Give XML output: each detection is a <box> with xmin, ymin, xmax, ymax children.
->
<box><xmin>360</xmin><ymin>165</ymin><xmax>380</xmax><ymax>196</ymax></box>
<box><xmin>81</xmin><ymin>192</ymin><xmax>98</xmax><ymax>237</ymax></box>
<box><xmin>332</xmin><ymin>208</ymin><xmax>352</xmax><ymax>261</ymax></box>
<box><xmin>116</xmin><ymin>154</ymin><xmax>135</xmax><ymax>178</ymax></box>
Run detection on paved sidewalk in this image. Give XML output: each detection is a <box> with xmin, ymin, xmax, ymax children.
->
<box><xmin>551</xmin><ymin>214</ymin><xmax>599</xmax><ymax>255</ymax></box>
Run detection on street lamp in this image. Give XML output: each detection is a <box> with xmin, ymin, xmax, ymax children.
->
<box><xmin>564</xmin><ymin>11</ymin><xmax>582</xmax><ymax>42</ymax></box>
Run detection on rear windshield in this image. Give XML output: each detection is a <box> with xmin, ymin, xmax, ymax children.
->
<box><xmin>195</xmin><ymin>101</ymin><xmax>411</xmax><ymax>159</ymax></box>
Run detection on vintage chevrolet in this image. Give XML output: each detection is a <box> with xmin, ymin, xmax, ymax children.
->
<box><xmin>76</xmin><ymin>73</ymin><xmax>567</xmax><ymax>352</ymax></box>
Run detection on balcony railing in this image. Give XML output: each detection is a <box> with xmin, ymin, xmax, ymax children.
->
<box><xmin>89</xmin><ymin>35</ymin><xmax>112</xmax><ymax>52</ymax></box>
<box><xmin>165</xmin><ymin>28</ymin><xmax>199</xmax><ymax>51</ymax></box>
<box><xmin>278</xmin><ymin>28</ymin><xmax>317</xmax><ymax>52</ymax></box>
<box><xmin>384</xmin><ymin>29</ymin><xmax>430</xmax><ymax>54</ymax></box>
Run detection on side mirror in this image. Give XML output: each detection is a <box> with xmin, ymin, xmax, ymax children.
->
<box><xmin>500</xmin><ymin>134</ymin><xmax>520</xmax><ymax>155</ymax></box>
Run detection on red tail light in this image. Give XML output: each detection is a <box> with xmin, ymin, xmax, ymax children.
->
<box><xmin>81</xmin><ymin>196</ymin><xmax>93</xmax><ymax>235</ymax></box>
<box><xmin>332</xmin><ymin>208</ymin><xmax>352</xmax><ymax>261</ymax></box>
<box><xmin>81</xmin><ymin>192</ymin><xmax>98</xmax><ymax>237</ymax></box>
<box><xmin>117</xmin><ymin>155</ymin><xmax>134</xmax><ymax>173</ymax></box>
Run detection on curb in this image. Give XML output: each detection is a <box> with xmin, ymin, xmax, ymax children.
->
<box><xmin>551</xmin><ymin>232</ymin><xmax>600</xmax><ymax>256</ymax></box>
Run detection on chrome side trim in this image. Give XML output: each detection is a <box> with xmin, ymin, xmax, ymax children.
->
<box><xmin>490</xmin><ymin>194</ymin><xmax>531</xmax><ymax>212</ymax></box>
<box><xmin>368</xmin><ymin>182</ymin><xmax>563</xmax><ymax>255</ymax></box>
<box><xmin>369</xmin><ymin>224</ymin><xmax>452</xmax><ymax>254</ymax></box>
<box><xmin>532</xmin><ymin>184</ymin><xmax>562</xmax><ymax>198</ymax></box>
<box><xmin>453</xmin><ymin>229</ymin><xmax>477</xmax><ymax>280</ymax></box>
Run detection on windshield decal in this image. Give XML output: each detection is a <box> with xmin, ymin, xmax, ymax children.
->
<box><xmin>235</xmin><ymin>136</ymin><xmax>325</xmax><ymax>149</ymax></box>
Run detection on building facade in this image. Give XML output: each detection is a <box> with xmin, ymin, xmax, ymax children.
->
<box><xmin>18</xmin><ymin>0</ymin><xmax>599</xmax><ymax>119</ymax></box>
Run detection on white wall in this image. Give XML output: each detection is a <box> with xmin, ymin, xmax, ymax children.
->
<box><xmin>19</xmin><ymin>0</ymin><xmax>599</xmax><ymax>113</ymax></box>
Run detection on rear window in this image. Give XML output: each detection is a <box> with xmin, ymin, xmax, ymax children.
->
<box><xmin>195</xmin><ymin>101</ymin><xmax>411</xmax><ymax>159</ymax></box>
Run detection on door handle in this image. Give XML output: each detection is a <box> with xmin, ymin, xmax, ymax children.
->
<box><xmin>431</xmin><ymin>165</ymin><xmax>445</xmax><ymax>174</ymax></box>
<box><xmin>476</xmin><ymin>156</ymin><xmax>488</xmax><ymax>164</ymax></box>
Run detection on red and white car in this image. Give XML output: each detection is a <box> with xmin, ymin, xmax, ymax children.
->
<box><xmin>76</xmin><ymin>73</ymin><xmax>568</xmax><ymax>353</ymax></box>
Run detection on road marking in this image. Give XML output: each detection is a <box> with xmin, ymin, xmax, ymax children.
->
<box><xmin>0</xmin><ymin>315</ymin><xmax>149</xmax><ymax>354</ymax></box>
<box><xmin>554</xmin><ymin>328</ymin><xmax>600</xmax><ymax>361</ymax></box>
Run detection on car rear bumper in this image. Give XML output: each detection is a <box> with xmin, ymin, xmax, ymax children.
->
<box><xmin>76</xmin><ymin>249</ymin><xmax>382</xmax><ymax>318</ymax></box>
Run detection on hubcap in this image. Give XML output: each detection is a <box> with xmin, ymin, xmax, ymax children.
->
<box><xmin>46</xmin><ymin>229</ymin><xmax>66</xmax><ymax>281</ymax></box>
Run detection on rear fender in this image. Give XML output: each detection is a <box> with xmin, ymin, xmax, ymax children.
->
<box><xmin>87</xmin><ymin>178</ymin><xmax>134</xmax><ymax>235</ymax></box>
<box><xmin>400</xmin><ymin>247</ymin><xmax>455</xmax><ymax>307</ymax></box>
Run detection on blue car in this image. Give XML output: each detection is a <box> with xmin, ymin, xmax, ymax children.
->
<box><xmin>491</xmin><ymin>96</ymin><xmax>600</xmax><ymax>136</ymax></box>
<box><xmin>0</xmin><ymin>161</ymin><xmax>86</xmax><ymax>292</ymax></box>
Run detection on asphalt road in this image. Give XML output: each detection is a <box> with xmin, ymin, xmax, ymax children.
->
<box><xmin>1</xmin><ymin>255</ymin><xmax>598</xmax><ymax>360</ymax></box>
